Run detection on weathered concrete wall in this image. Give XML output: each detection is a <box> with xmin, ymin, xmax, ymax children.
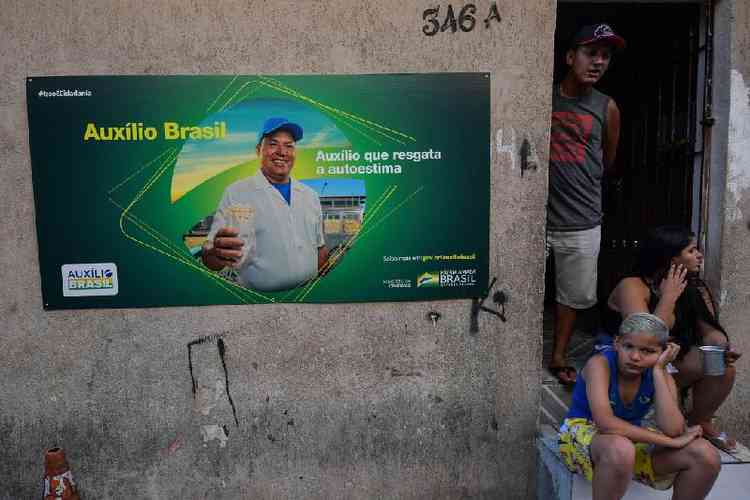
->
<box><xmin>716</xmin><ymin>0</ymin><xmax>750</xmax><ymax>445</ymax></box>
<box><xmin>0</xmin><ymin>1</ymin><xmax>555</xmax><ymax>498</ymax></box>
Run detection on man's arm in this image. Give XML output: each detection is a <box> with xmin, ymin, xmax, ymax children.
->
<box><xmin>202</xmin><ymin>227</ymin><xmax>244</xmax><ymax>270</ymax></box>
<box><xmin>604</xmin><ymin>98</ymin><xmax>621</xmax><ymax>175</ymax></box>
<box><xmin>201</xmin><ymin>192</ymin><xmax>245</xmax><ymax>271</ymax></box>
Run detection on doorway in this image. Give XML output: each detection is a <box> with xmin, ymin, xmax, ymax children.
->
<box><xmin>541</xmin><ymin>1</ymin><xmax>705</xmax><ymax>426</ymax></box>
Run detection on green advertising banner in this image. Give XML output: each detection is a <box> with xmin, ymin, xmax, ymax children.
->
<box><xmin>26</xmin><ymin>74</ymin><xmax>490</xmax><ymax>309</ymax></box>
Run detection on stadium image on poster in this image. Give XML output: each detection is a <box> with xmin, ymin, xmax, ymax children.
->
<box><xmin>26</xmin><ymin>74</ymin><xmax>490</xmax><ymax>309</ymax></box>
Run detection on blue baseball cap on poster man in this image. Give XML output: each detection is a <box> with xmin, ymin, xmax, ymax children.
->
<box><xmin>256</xmin><ymin>117</ymin><xmax>303</xmax><ymax>146</ymax></box>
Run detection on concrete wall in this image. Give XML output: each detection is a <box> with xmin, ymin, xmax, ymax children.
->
<box><xmin>715</xmin><ymin>0</ymin><xmax>750</xmax><ymax>445</ymax></box>
<box><xmin>0</xmin><ymin>1</ymin><xmax>555</xmax><ymax>498</ymax></box>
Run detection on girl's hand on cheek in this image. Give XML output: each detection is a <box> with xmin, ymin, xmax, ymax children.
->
<box><xmin>656</xmin><ymin>342</ymin><xmax>680</xmax><ymax>368</ymax></box>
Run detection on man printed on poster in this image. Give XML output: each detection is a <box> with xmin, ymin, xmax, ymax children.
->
<box><xmin>201</xmin><ymin>117</ymin><xmax>330</xmax><ymax>291</ymax></box>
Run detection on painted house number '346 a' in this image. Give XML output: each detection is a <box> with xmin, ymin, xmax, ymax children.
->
<box><xmin>422</xmin><ymin>2</ymin><xmax>502</xmax><ymax>36</ymax></box>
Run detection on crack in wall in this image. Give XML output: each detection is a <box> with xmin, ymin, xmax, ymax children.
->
<box><xmin>187</xmin><ymin>335</ymin><xmax>239</xmax><ymax>427</ymax></box>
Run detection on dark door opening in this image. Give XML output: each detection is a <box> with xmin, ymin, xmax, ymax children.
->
<box><xmin>556</xmin><ymin>2</ymin><xmax>702</xmax><ymax>299</ymax></box>
<box><xmin>542</xmin><ymin>2</ymin><xmax>703</xmax><ymax>424</ymax></box>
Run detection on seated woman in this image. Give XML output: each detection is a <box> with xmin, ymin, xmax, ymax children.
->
<box><xmin>604</xmin><ymin>225</ymin><xmax>741</xmax><ymax>452</ymax></box>
<box><xmin>559</xmin><ymin>313</ymin><xmax>720</xmax><ymax>500</ymax></box>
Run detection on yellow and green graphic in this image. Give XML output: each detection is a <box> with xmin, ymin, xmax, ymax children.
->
<box><xmin>417</xmin><ymin>272</ymin><xmax>440</xmax><ymax>288</ymax></box>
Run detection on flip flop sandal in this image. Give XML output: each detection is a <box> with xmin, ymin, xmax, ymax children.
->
<box><xmin>548</xmin><ymin>366</ymin><xmax>577</xmax><ymax>386</ymax></box>
<box><xmin>706</xmin><ymin>432</ymin><xmax>738</xmax><ymax>453</ymax></box>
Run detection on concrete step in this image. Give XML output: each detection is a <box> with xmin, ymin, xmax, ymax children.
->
<box><xmin>538</xmin><ymin>425</ymin><xmax>750</xmax><ymax>500</ymax></box>
<box><xmin>540</xmin><ymin>382</ymin><xmax>570</xmax><ymax>430</ymax></box>
<box><xmin>571</xmin><ymin>463</ymin><xmax>750</xmax><ymax>499</ymax></box>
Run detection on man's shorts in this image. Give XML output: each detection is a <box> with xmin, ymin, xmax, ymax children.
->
<box><xmin>546</xmin><ymin>226</ymin><xmax>600</xmax><ymax>309</ymax></box>
<box><xmin>558</xmin><ymin>418</ymin><xmax>676</xmax><ymax>491</ymax></box>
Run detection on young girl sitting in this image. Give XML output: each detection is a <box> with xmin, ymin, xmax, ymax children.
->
<box><xmin>559</xmin><ymin>313</ymin><xmax>720</xmax><ymax>500</ymax></box>
<box><xmin>604</xmin><ymin>225</ymin><xmax>741</xmax><ymax>451</ymax></box>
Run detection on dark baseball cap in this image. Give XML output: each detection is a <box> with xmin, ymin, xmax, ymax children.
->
<box><xmin>571</xmin><ymin>24</ymin><xmax>626</xmax><ymax>51</ymax></box>
<box><xmin>257</xmin><ymin>117</ymin><xmax>303</xmax><ymax>144</ymax></box>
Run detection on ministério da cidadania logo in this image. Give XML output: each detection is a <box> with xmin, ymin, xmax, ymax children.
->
<box><xmin>61</xmin><ymin>263</ymin><xmax>119</xmax><ymax>297</ymax></box>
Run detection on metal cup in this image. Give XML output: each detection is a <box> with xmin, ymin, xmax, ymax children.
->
<box><xmin>699</xmin><ymin>345</ymin><xmax>726</xmax><ymax>376</ymax></box>
<box><xmin>220</xmin><ymin>204</ymin><xmax>256</xmax><ymax>269</ymax></box>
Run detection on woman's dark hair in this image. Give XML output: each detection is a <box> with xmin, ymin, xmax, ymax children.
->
<box><xmin>636</xmin><ymin>225</ymin><xmax>693</xmax><ymax>278</ymax></box>
<box><xmin>636</xmin><ymin>225</ymin><xmax>727</xmax><ymax>350</ymax></box>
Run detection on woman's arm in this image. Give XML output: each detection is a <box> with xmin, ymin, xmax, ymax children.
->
<box><xmin>611</xmin><ymin>268</ymin><xmax>686</xmax><ymax>329</ymax></box>
<box><xmin>696</xmin><ymin>319</ymin><xmax>729</xmax><ymax>346</ymax></box>
<box><xmin>585</xmin><ymin>355</ymin><xmax>692</xmax><ymax>447</ymax></box>
<box><xmin>694</xmin><ymin>284</ymin><xmax>740</xmax><ymax>361</ymax></box>
<box><xmin>653</xmin><ymin>265</ymin><xmax>688</xmax><ymax>327</ymax></box>
<box><xmin>609</xmin><ymin>278</ymin><xmax>651</xmax><ymax>317</ymax></box>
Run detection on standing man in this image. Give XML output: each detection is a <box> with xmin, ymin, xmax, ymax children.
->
<box><xmin>547</xmin><ymin>24</ymin><xmax>624</xmax><ymax>385</ymax></box>
<box><xmin>202</xmin><ymin>117</ymin><xmax>329</xmax><ymax>292</ymax></box>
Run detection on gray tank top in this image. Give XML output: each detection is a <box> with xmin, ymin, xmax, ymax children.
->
<box><xmin>547</xmin><ymin>85</ymin><xmax>610</xmax><ymax>231</ymax></box>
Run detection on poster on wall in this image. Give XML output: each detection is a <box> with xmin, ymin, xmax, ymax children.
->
<box><xmin>26</xmin><ymin>74</ymin><xmax>490</xmax><ymax>309</ymax></box>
